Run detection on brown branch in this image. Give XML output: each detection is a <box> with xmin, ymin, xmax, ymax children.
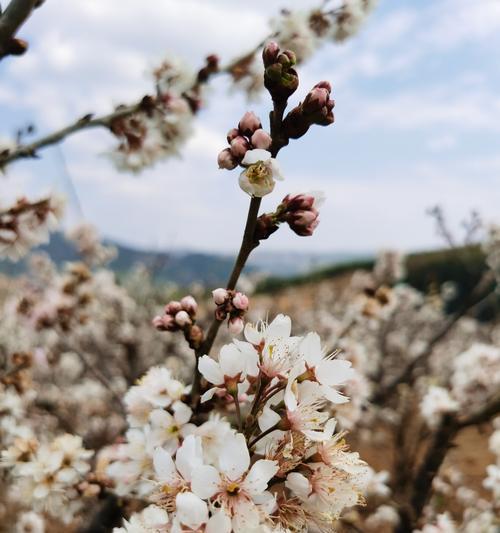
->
<box><xmin>0</xmin><ymin>103</ymin><xmax>142</xmax><ymax>167</ymax></box>
<box><xmin>190</xmin><ymin>97</ymin><xmax>289</xmax><ymax>403</ymax></box>
<box><xmin>0</xmin><ymin>2</ymin><xmax>358</xmax><ymax>170</ymax></box>
<box><xmin>397</xmin><ymin>394</ymin><xmax>500</xmax><ymax>532</ymax></box>
<box><xmin>0</xmin><ymin>0</ymin><xmax>39</xmax><ymax>60</ymax></box>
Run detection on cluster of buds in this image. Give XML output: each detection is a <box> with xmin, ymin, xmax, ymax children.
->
<box><xmin>152</xmin><ymin>295</ymin><xmax>204</xmax><ymax>350</ymax></box>
<box><xmin>217</xmin><ymin>111</ymin><xmax>272</xmax><ymax>170</ymax></box>
<box><xmin>212</xmin><ymin>288</ymin><xmax>249</xmax><ymax>334</ymax></box>
<box><xmin>262</xmin><ymin>41</ymin><xmax>299</xmax><ymax>103</ymax></box>
<box><xmin>282</xmin><ymin>81</ymin><xmax>335</xmax><ymax>139</ymax></box>
<box><xmin>255</xmin><ymin>191</ymin><xmax>325</xmax><ymax>241</ymax></box>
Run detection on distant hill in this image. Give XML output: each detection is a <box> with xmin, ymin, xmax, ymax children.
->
<box><xmin>0</xmin><ymin>233</ymin><xmax>367</xmax><ymax>287</ymax></box>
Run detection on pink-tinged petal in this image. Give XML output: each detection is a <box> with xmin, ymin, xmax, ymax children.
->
<box><xmin>175</xmin><ymin>435</ymin><xmax>203</xmax><ymax>482</ymax></box>
<box><xmin>200</xmin><ymin>386</ymin><xmax>223</xmax><ymax>403</ymax></box>
<box><xmin>206</xmin><ymin>510</ymin><xmax>232</xmax><ymax>533</ymax></box>
<box><xmin>191</xmin><ymin>465</ymin><xmax>221</xmax><ymax>499</ymax></box>
<box><xmin>175</xmin><ymin>492</ymin><xmax>208</xmax><ymax>529</ymax></box>
<box><xmin>316</xmin><ymin>359</ymin><xmax>355</xmax><ymax>386</ymax></box>
<box><xmin>322</xmin><ymin>385</ymin><xmax>350</xmax><ymax>404</ymax></box>
<box><xmin>153</xmin><ymin>447</ymin><xmax>177</xmax><ymax>484</ymax></box>
<box><xmin>242</xmin><ymin>149</ymin><xmax>271</xmax><ymax>166</ymax></box>
<box><xmin>232</xmin><ymin>500</ymin><xmax>260</xmax><ymax>530</ymax></box>
<box><xmin>219</xmin><ymin>344</ymin><xmax>244</xmax><ymax>377</ymax></box>
<box><xmin>285</xmin><ymin>472</ymin><xmax>311</xmax><ymax>500</ymax></box>
<box><xmin>243</xmin><ymin>459</ymin><xmax>278</xmax><ymax>496</ymax></box>
<box><xmin>219</xmin><ymin>433</ymin><xmax>250</xmax><ymax>481</ymax></box>
<box><xmin>198</xmin><ymin>355</ymin><xmax>224</xmax><ymax>385</ymax></box>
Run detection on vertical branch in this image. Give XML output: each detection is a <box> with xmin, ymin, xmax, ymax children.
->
<box><xmin>190</xmin><ymin>97</ymin><xmax>289</xmax><ymax>402</ymax></box>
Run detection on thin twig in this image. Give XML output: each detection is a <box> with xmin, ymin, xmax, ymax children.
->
<box><xmin>0</xmin><ymin>103</ymin><xmax>141</xmax><ymax>167</ymax></box>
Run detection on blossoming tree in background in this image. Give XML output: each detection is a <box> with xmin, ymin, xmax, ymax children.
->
<box><xmin>0</xmin><ymin>1</ymin><xmax>499</xmax><ymax>533</ymax></box>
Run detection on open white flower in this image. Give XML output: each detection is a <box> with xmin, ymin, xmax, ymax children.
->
<box><xmin>244</xmin><ymin>314</ymin><xmax>300</xmax><ymax>380</ymax></box>
<box><xmin>239</xmin><ymin>149</ymin><xmax>283</xmax><ymax>197</ymax></box>
<box><xmin>191</xmin><ymin>433</ymin><xmax>278</xmax><ymax>530</ymax></box>
<box><xmin>285</xmin><ymin>332</ymin><xmax>355</xmax><ymax>405</ymax></box>
<box><xmin>198</xmin><ymin>344</ymin><xmax>256</xmax><ymax>402</ymax></box>
<box><xmin>152</xmin><ymin>435</ymin><xmax>203</xmax><ymax>508</ymax></box>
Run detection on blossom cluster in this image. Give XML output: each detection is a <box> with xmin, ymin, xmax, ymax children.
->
<box><xmin>107</xmin><ymin>58</ymin><xmax>200</xmax><ymax>173</ymax></box>
<box><xmin>103</xmin><ymin>315</ymin><xmax>374</xmax><ymax>532</ymax></box>
<box><xmin>0</xmin><ymin>195</ymin><xmax>64</xmax><ymax>261</ymax></box>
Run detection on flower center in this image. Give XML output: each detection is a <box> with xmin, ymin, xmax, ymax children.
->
<box><xmin>226</xmin><ymin>482</ymin><xmax>240</xmax><ymax>495</ymax></box>
<box><xmin>246</xmin><ymin>162</ymin><xmax>271</xmax><ymax>184</ymax></box>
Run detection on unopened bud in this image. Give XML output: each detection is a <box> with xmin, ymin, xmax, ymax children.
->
<box><xmin>212</xmin><ymin>288</ymin><xmax>229</xmax><ymax>305</ymax></box>
<box><xmin>165</xmin><ymin>301</ymin><xmax>182</xmax><ymax>315</ymax></box>
<box><xmin>262</xmin><ymin>41</ymin><xmax>280</xmax><ymax>67</ymax></box>
<box><xmin>282</xmin><ymin>193</ymin><xmax>315</xmax><ymax>212</ymax></box>
<box><xmin>238</xmin><ymin>112</ymin><xmax>262</xmax><ymax>137</ymax></box>
<box><xmin>230</xmin><ymin>136</ymin><xmax>250</xmax><ymax>158</ymax></box>
<box><xmin>175</xmin><ymin>310</ymin><xmax>192</xmax><ymax>327</ymax></box>
<box><xmin>227</xmin><ymin>128</ymin><xmax>240</xmax><ymax>143</ymax></box>
<box><xmin>264</xmin><ymin>63</ymin><xmax>299</xmax><ymax>102</ymax></box>
<box><xmin>251</xmin><ymin>129</ymin><xmax>272</xmax><ymax>150</ymax></box>
<box><xmin>228</xmin><ymin>316</ymin><xmax>244</xmax><ymax>335</ymax></box>
<box><xmin>152</xmin><ymin>315</ymin><xmax>165</xmax><ymax>330</ymax></box>
<box><xmin>232</xmin><ymin>292</ymin><xmax>249</xmax><ymax>311</ymax></box>
<box><xmin>282</xmin><ymin>106</ymin><xmax>310</xmax><ymax>139</ymax></box>
<box><xmin>218</xmin><ymin>148</ymin><xmax>238</xmax><ymax>170</ymax></box>
<box><xmin>180</xmin><ymin>295</ymin><xmax>198</xmax><ymax>316</ymax></box>
<box><xmin>302</xmin><ymin>87</ymin><xmax>330</xmax><ymax>114</ymax></box>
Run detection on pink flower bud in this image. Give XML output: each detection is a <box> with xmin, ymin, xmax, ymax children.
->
<box><xmin>232</xmin><ymin>292</ymin><xmax>249</xmax><ymax>311</ymax></box>
<box><xmin>152</xmin><ymin>315</ymin><xmax>164</xmax><ymax>329</ymax></box>
<box><xmin>165</xmin><ymin>301</ymin><xmax>182</xmax><ymax>315</ymax></box>
<box><xmin>238</xmin><ymin>111</ymin><xmax>262</xmax><ymax>137</ymax></box>
<box><xmin>230</xmin><ymin>136</ymin><xmax>250</xmax><ymax>158</ymax></box>
<box><xmin>218</xmin><ymin>148</ymin><xmax>238</xmax><ymax>170</ymax></box>
<box><xmin>175</xmin><ymin>310</ymin><xmax>192</xmax><ymax>327</ymax></box>
<box><xmin>180</xmin><ymin>295</ymin><xmax>198</xmax><ymax>316</ymax></box>
<box><xmin>303</xmin><ymin>87</ymin><xmax>330</xmax><ymax>112</ymax></box>
<box><xmin>262</xmin><ymin>41</ymin><xmax>280</xmax><ymax>67</ymax></box>
<box><xmin>282</xmin><ymin>193</ymin><xmax>315</xmax><ymax>212</ymax></box>
<box><xmin>314</xmin><ymin>81</ymin><xmax>332</xmax><ymax>93</ymax></box>
<box><xmin>227</xmin><ymin>128</ymin><xmax>239</xmax><ymax>143</ymax></box>
<box><xmin>212</xmin><ymin>288</ymin><xmax>229</xmax><ymax>305</ymax></box>
<box><xmin>251</xmin><ymin>129</ymin><xmax>272</xmax><ymax>150</ymax></box>
<box><xmin>228</xmin><ymin>316</ymin><xmax>244</xmax><ymax>335</ymax></box>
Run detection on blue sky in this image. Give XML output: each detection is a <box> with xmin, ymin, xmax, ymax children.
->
<box><xmin>1</xmin><ymin>0</ymin><xmax>499</xmax><ymax>254</ymax></box>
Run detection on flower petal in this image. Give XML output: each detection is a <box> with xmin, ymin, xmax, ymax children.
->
<box><xmin>243</xmin><ymin>459</ymin><xmax>278</xmax><ymax>496</ymax></box>
<box><xmin>219</xmin><ymin>433</ymin><xmax>250</xmax><ymax>481</ymax></box>
<box><xmin>175</xmin><ymin>492</ymin><xmax>208</xmax><ymax>529</ymax></box>
<box><xmin>191</xmin><ymin>465</ymin><xmax>221</xmax><ymax>499</ymax></box>
<box><xmin>242</xmin><ymin>149</ymin><xmax>271</xmax><ymax>165</ymax></box>
<box><xmin>198</xmin><ymin>355</ymin><xmax>224</xmax><ymax>385</ymax></box>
